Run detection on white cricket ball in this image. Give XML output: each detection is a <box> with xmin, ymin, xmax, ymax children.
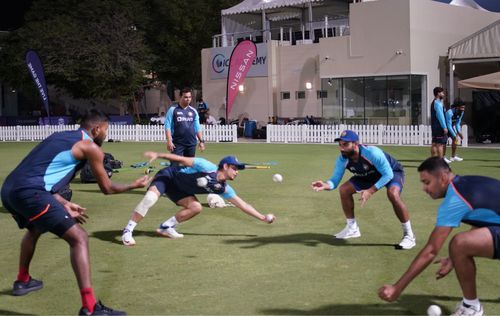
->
<box><xmin>427</xmin><ymin>305</ymin><xmax>442</xmax><ymax>316</ymax></box>
<box><xmin>272</xmin><ymin>174</ymin><xmax>283</xmax><ymax>183</ymax></box>
<box><xmin>265</xmin><ymin>214</ymin><xmax>275</xmax><ymax>223</ymax></box>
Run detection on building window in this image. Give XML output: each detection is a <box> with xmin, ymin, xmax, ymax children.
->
<box><xmin>317</xmin><ymin>90</ymin><xmax>328</xmax><ymax>99</ymax></box>
<box><xmin>321</xmin><ymin>75</ymin><xmax>425</xmax><ymax>125</ymax></box>
<box><xmin>281</xmin><ymin>91</ymin><xmax>290</xmax><ymax>100</ymax></box>
<box><xmin>295</xmin><ymin>91</ymin><xmax>306</xmax><ymax>99</ymax></box>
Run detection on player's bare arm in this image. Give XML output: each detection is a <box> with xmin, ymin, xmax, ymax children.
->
<box><xmin>228</xmin><ymin>195</ymin><xmax>275</xmax><ymax>223</ymax></box>
<box><xmin>144</xmin><ymin>151</ymin><xmax>194</xmax><ymax>167</ymax></box>
<box><xmin>378</xmin><ymin>226</ymin><xmax>452</xmax><ymax>302</ymax></box>
<box><xmin>73</xmin><ymin>140</ymin><xmax>149</xmax><ymax>194</ymax></box>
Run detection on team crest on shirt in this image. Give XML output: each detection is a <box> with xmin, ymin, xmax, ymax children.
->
<box><xmin>188</xmin><ymin>112</ymin><xmax>193</xmax><ymax>117</ymax></box>
<box><xmin>363</xmin><ymin>164</ymin><xmax>369</xmax><ymax>171</ymax></box>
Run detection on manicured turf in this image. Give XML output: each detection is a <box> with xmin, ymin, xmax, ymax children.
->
<box><xmin>0</xmin><ymin>142</ymin><xmax>499</xmax><ymax>315</ymax></box>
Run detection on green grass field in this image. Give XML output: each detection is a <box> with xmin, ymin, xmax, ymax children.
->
<box><xmin>0</xmin><ymin>142</ymin><xmax>499</xmax><ymax>315</ymax></box>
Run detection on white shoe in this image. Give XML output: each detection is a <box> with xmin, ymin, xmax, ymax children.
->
<box><xmin>334</xmin><ymin>225</ymin><xmax>361</xmax><ymax>239</ymax></box>
<box><xmin>156</xmin><ymin>225</ymin><xmax>184</xmax><ymax>239</ymax></box>
<box><xmin>451</xmin><ymin>156</ymin><xmax>463</xmax><ymax>162</ymax></box>
<box><xmin>122</xmin><ymin>229</ymin><xmax>136</xmax><ymax>246</ymax></box>
<box><xmin>396</xmin><ymin>234</ymin><xmax>416</xmax><ymax>250</ymax></box>
<box><xmin>451</xmin><ymin>303</ymin><xmax>483</xmax><ymax>316</ymax></box>
<box><xmin>444</xmin><ymin>157</ymin><xmax>452</xmax><ymax>164</ymax></box>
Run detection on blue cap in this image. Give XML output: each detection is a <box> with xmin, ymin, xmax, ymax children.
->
<box><xmin>334</xmin><ymin>130</ymin><xmax>359</xmax><ymax>142</ymax></box>
<box><xmin>218</xmin><ymin>155</ymin><xmax>246</xmax><ymax>170</ymax></box>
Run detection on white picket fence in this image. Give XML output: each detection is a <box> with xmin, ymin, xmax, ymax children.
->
<box><xmin>266</xmin><ymin>124</ymin><xmax>468</xmax><ymax>147</ymax></box>
<box><xmin>0</xmin><ymin>124</ymin><xmax>238</xmax><ymax>143</ymax></box>
<box><xmin>0</xmin><ymin>123</ymin><xmax>468</xmax><ymax>147</ymax></box>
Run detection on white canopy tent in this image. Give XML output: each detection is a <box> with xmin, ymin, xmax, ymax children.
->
<box><xmin>458</xmin><ymin>71</ymin><xmax>500</xmax><ymax>90</ymax></box>
<box><xmin>448</xmin><ymin>18</ymin><xmax>500</xmax><ymax>101</ymax></box>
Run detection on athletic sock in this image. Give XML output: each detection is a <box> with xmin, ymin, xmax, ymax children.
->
<box><xmin>80</xmin><ymin>287</ymin><xmax>96</xmax><ymax>313</ymax></box>
<box><xmin>162</xmin><ymin>216</ymin><xmax>179</xmax><ymax>228</ymax></box>
<box><xmin>462</xmin><ymin>298</ymin><xmax>481</xmax><ymax>310</ymax></box>
<box><xmin>402</xmin><ymin>221</ymin><xmax>414</xmax><ymax>237</ymax></box>
<box><xmin>346</xmin><ymin>218</ymin><xmax>357</xmax><ymax>229</ymax></box>
<box><xmin>17</xmin><ymin>266</ymin><xmax>30</xmax><ymax>283</ymax></box>
<box><xmin>125</xmin><ymin>220</ymin><xmax>137</xmax><ymax>233</ymax></box>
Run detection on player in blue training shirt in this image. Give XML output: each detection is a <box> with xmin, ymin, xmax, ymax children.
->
<box><xmin>311</xmin><ymin>130</ymin><xmax>416</xmax><ymax>250</ymax></box>
<box><xmin>445</xmin><ymin>100</ymin><xmax>466</xmax><ymax>162</ymax></box>
<box><xmin>0</xmin><ymin>110</ymin><xmax>149</xmax><ymax>315</ymax></box>
<box><xmin>379</xmin><ymin>157</ymin><xmax>500</xmax><ymax>316</ymax></box>
<box><xmin>164</xmin><ymin>87</ymin><xmax>205</xmax><ymax>164</ymax></box>
<box><xmin>121</xmin><ymin>153</ymin><xmax>275</xmax><ymax>246</ymax></box>
<box><xmin>430</xmin><ymin>87</ymin><xmax>450</xmax><ymax>162</ymax></box>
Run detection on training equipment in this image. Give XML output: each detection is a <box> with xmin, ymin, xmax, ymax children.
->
<box><xmin>265</xmin><ymin>214</ymin><xmax>275</xmax><ymax>223</ymax></box>
<box><xmin>134</xmin><ymin>191</ymin><xmax>159</xmax><ymax>217</ymax></box>
<box><xmin>245</xmin><ymin>165</ymin><xmax>271</xmax><ymax>169</ymax></box>
<box><xmin>121</xmin><ymin>229</ymin><xmax>136</xmax><ymax>246</ymax></box>
<box><xmin>197</xmin><ymin>177</ymin><xmax>209</xmax><ymax>187</ymax></box>
<box><xmin>427</xmin><ymin>305</ymin><xmax>442</xmax><ymax>316</ymax></box>
<box><xmin>333</xmin><ymin>225</ymin><xmax>361</xmax><ymax>239</ymax></box>
<box><xmin>207</xmin><ymin>194</ymin><xmax>225</xmax><ymax>208</ymax></box>
<box><xmin>80</xmin><ymin>152</ymin><xmax>115</xmax><ymax>183</ymax></box>
<box><xmin>156</xmin><ymin>225</ymin><xmax>184</xmax><ymax>239</ymax></box>
<box><xmin>144</xmin><ymin>166</ymin><xmax>155</xmax><ymax>174</ymax></box>
<box><xmin>12</xmin><ymin>277</ymin><xmax>44</xmax><ymax>296</ymax></box>
<box><xmin>247</xmin><ymin>161</ymin><xmax>278</xmax><ymax>166</ymax></box>
<box><xmin>396</xmin><ymin>234</ymin><xmax>416</xmax><ymax>250</ymax></box>
<box><xmin>272</xmin><ymin>174</ymin><xmax>283</xmax><ymax>183</ymax></box>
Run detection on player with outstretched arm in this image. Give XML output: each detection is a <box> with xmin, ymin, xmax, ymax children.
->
<box><xmin>311</xmin><ymin>130</ymin><xmax>416</xmax><ymax>250</ymax></box>
<box><xmin>378</xmin><ymin>157</ymin><xmax>500</xmax><ymax>316</ymax></box>
<box><xmin>121</xmin><ymin>152</ymin><xmax>275</xmax><ymax>246</ymax></box>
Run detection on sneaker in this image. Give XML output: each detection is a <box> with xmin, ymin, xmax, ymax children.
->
<box><xmin>451</xmin><ymin>156</ymin><xmax>464</xmax><ymax>162</ymax></box>
<box><xmin>395</xmin><ymin>234</ymin><xmax>416</xmax><ymax>250</ymax></box>
<box><xmin>121</xmin><ymin>229</ymin><xmax>136</xmax><ymax>246</ymax></box>
<box><xmin>79</xmin><ymin>300</ymin><xmax>126</xmax><ymax>316</ymax></box>
<box><xmin>156</xmin><ymin>225</ymin><xmax>184</xmax><ymax>239</ymax></box>
<box><xmin>12</xmin><ymin>277</ymin><xmax>43</xmax><ymax>296</ymax></box>
<box><xmin>444</xmin><ymin>157</ymin><xmax>452</xmax><ymax>164</ymax></box>
<box><xmin>451</xmin><ymin>302</ymin><xmax>483</xmax><ymax>316</ymax></box>
<box><xmin>333</xmin><ymin>225</ymin><xmax>361</xmax><ymax>239</ymax></box>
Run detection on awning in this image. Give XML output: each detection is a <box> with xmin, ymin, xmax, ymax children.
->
<box><xmin>222</xmin><ymin>0</ymin><xmax>321</xmax><ymax>16</ymax></box>
<box><xmin>448</xmin><ymin>19</ymin><xmax>500</xmax><ymax>60</ymax></box>
<box><xmin>458</xmin><ymin>71</ymin><xmax>500</xmax><ymax>90</ymax></box>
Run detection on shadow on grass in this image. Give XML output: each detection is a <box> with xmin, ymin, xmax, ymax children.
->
<box><xmin>0</xmin><ymin>206</ymin><xmax>8</xmax><ymax>214</ymax></box>
<box><xmin>90</xmin><ymin>229</ymin><xmax>259</xmax><ymax>245</ymax></box>
<box><xmin>74</xmin><ymin>188</ymin><xmax>146</xmax><ymax>196</ymax></box>
<box><xmin>260</xmin><ymin>293</ymin><xmax>500</xmax><ymax>315</ymax></box>
<box><xmin>0</xmin><ymin>310</ymin><xmax>32</xmax><ymax>315</ymax></box>
<box><xmin>224</xmin><ymin>233</ymin><xmax>395</xmax><ymax>249</ymax></box>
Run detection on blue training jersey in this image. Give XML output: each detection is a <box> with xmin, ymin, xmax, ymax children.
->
<box><xmin>3</xmin><ymin>129</ymin><xmax>91</xmax><ymax>193</ymax></box>
<box><xmin>326</xmin><ymin>145</ymin><xmax>403</xmax><ymax>190</ymax></box>
<box><xmin>431</xmin><ymin>99</ymin><xmax>447</xmax><ymax>134</ymax></box>
<box><xmin>164</xmin><ymin>104</ymin><xmax>201</xmax><ymax>146</ymax></box>
<box><xmin>165</xmin><ymin>158</ymin><xmax>236</xmax><ymax>200</ymax></box>
<box><xmin>436</xmin><ymin>175</ymin><xmax>500</xmax><ymax>227</ymax></box>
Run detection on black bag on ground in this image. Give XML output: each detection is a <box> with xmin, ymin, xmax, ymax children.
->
<box><xmin>80</xmin><ymin>153</ymin><xmax>117</xmax><ymax>183</ymax></box>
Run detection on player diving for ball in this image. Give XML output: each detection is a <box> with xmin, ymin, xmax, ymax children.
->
<box><xmin>311</xmin><ymin>130</ymin><xmax>416</xmax><ymax>250</ymax></box>
<box><xmin>121</xmin><ymin>152</ymin><xmax>275</xmax><ymax>246</ymax></box>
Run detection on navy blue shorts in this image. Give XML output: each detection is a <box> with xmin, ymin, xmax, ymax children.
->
<box><xmin>349</xmin><ymin>171</ymin><xmax>404</xmax><ymax>192</ymax></box>
<box><xmin>150</xmin><ymin>168</ymin><xmax>191</xmax><ymax>204</ymax></box>
<box><xmin>487</xmin><ymin>226</ymin><xmax>500</xmax><ymax>260</ymax></box>
<box><xmin>1</xmin><ymin>187</ymin><xmax>76</xmax><ymax>237</ymax></box>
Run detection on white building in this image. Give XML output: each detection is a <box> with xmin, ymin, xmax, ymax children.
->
<box><xmin>201</xmin><ymin>0</ymin><xmax>500</xmax><ymax>129</ymax></box>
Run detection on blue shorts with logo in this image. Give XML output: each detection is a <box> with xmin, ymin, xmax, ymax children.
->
<box><xmin>1</xmin><ymin>185</ymin><xmax>76</xmax><ymax>237</ymax></box>
<box><xmin>150</xmin><ymin>168</ymin><xmax>191</xmax><ymax>203</ymax></box>
<box><xmin>349</xmin><ymin>170</ymin><xmax>404</xmax><ymax>192</ymax></box>
<box><xmin>487</xmin><ymin>226</ymin><xmax>500</xmax><ymax>260</ymax></box>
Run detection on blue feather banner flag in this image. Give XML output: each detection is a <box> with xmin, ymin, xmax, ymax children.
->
<box><xmin>25</xmin><ymin>50</ymin><xmax>50</xmax><ymax>122</ymax></box>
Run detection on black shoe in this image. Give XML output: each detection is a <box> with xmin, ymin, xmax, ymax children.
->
<box><xmin>79</xmin><ymin>301</ymin><xmax>126</xmax><ymax>316</ymax></box>
<box><xmin>12</xmin><ymin>277</ymin><xmax>44</xmax><ymax>296</ymax></box>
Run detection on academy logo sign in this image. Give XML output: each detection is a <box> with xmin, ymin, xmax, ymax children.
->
<box><xmin>211</xmin><ymin>42</ymin><xmax>267</xmax><ymax>79</ymax></box>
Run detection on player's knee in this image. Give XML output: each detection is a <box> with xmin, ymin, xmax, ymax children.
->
<box><xmin>386</xmin><ymin>188</ymin><xmax>400</xmax><ymax>201</ymax></box>
<box><xmin>190</xmin><ymin>201</ymin><xmax>203</xmax><ymax>214</ymax></box>
<box><xmin>134</xmin><ymin>190</ymin><xmax>159</xmax><ymax>217</ymax></box>
<box><xmin>449</xmin><ymin>233</ymin><xmax>468</xmax><ymax>256</ymax></box>
<box><xmin>339</xmin><ymin>183</ymin><xmax>353</xmax><ymax>197</ymax></box>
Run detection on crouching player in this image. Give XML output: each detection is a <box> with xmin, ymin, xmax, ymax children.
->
<box><xmin>379</xmin><ymin>157</ymin><xmax>500</xmax><ymax>316</ymax></box>
<box><xmin>121</xmin><ymin>152</ymin><xmax>275</xmax><ymax>246</ymax></box>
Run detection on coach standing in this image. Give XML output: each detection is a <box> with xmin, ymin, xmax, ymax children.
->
<box><xmin>430</xmin><ymin>87</ymin><xmax>450</xmax><ymax>163</ymax></box>
<box><xmin>164</xmin><ymin>87</ymin><xmax>205</xmax><ymax>165</ymax></box>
